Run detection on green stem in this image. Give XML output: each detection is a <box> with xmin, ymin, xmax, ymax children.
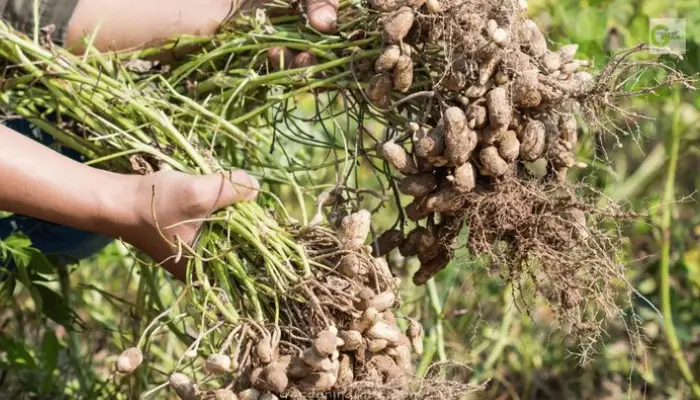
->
<box><xmin>481</xmin><ymin>286</ymin><xmax>514</xmax><ymax>374</ymax></box>
<box><xmin>426</xmin><ymin>279</ymin><xmax>446</xmax><ymax>362</ymax></box>
<box><xmin>611</xmin><ymin>143</ymin><xmax>666</xmax><ymax>202</ymax></box>
<box><xmin>224</xmin><ymin>252</ymin><xmax>265</xmax><ymax>320</ymax></box>
<box><xmin>415</xmin><ymin>333</ymin><xmax>438</xmax><ymax>377</ymax></box>
<box><xmin>231</xmin><ymin>70</ymin><xmax>353</xmax><ymax>124</ymax></box>
<box><xmin>660</xmin><ymin>91</ymin><xmax>700</xmax><ymax>399</ymax></box>
<box><xmin>57</xmin><ymin>265</ymin><xmax>92</xmax><ymax>394</ymax></box>
<box><xmin>193</xmin><ymin>256</ymin><xmax>239</xmax><ymax>324</ymax></box>
<box><xmin>142</xmin><ymin>267</ymin><xmax>193</xmax><ymax>346</ymax></box>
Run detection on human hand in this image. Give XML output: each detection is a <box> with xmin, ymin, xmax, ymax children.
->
<box><xmin>1</xmin><ymin>123</ymin><xmax>259</xmax><ymax>281</ymax></box>
<box><xmin>125</xmin><ymin>169</ymin><xmax>259</xmax><ymax>281</ymax></box>
<box><xmin>65</xmin><ymin>0</ymin><xmax>339</xmax><ymax>57</ymax></box>
<box><xmin>304</xmin><ymin>0</ymin><xmax>340</xmax><ymax>33</ymax></box>
<box><xmin>254</xmin><ymin>0</ymin><xmax>339</xmax><ymax>70</ymax></box>
<box><xmin>261</xmin><ymin>0</ymin><xmax>339</xmax><ymax>33</ymax></box>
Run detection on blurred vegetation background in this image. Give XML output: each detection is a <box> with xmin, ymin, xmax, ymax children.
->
<box><xmin>1</xmin><ymin>0</ymin><xmax>699</xmax><ymax>399</ymax></box>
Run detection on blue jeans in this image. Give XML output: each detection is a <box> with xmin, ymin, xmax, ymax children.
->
<box><xmin>1</xmin><ymin>118</ymin><xmax>113</xmax><ymax>268</ymax></box>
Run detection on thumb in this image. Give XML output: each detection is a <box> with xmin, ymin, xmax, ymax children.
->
<box><xmin>306</xmin><ymin>0</ymin><xmax>339</xmax><ymax>32</ymax></box>
<box><xmin>199</xmin><ymin>170</ymin><xmax>260</xmax><ymax>211</ymax></box>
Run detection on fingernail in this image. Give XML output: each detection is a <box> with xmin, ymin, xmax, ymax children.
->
<box><xmin>326</xmin><ymin>17</ymin><xmax>339</xmax><ymax>32</ymax></box>
<box><xmin>294</xmin><ymin>52</ymin><xmax>317</xmax><ymax>68</ymax></box>
<box><xmin>267</xmin><ymin>47</ymin><xmax>281</xmax><ymax>59</ymax></box>
<box><xmin>243</xmin><ymin>174</ymin><xmax>260</xmax><ymax>201</ymax></box>
<box><xmin>229</xmin><ymin>170</ymin><xmax>260</xmax><ymax>202</ymax></box>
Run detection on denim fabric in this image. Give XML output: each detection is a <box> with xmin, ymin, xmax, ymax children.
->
<box><xmin>1</xmin><ymin>118</ymin><xmax>112</xmax><ymax>268</ymax></box>
<box><xmin>0</xmin><ymin>0</ymin><xmax>79</xmax><ymax>45</ymax></box>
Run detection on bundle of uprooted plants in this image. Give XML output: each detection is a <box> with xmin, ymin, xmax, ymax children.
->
<box><xmin>0</xmin><ymin>0</ymin><xmax>693</xmax><ymax>397</ymax></box>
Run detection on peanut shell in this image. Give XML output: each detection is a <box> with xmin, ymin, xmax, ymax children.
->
<box><xmin>453</xmin><ymin>162</ymin><xmax>476</xmax><ymax>193</ymax></box>
<box><xmin>373</xmin><ymin>229</ymin><xmax>405</xmax><ymax>256</ymax></box>
<box><xmin>205</xmin><ymin>354</ymin><xmax>231</xmax><ymax>375</ymax></box>
<box><xmin>314</xmin><ymin>331</ymin><xmax>339</xmax><ymax>357</ymax></box>
<box><xmin>350</xmin><ymin>307</ymin><xmax>380</xmax><ymax>332</ymax></box>
<box><xmin>543</xmin><ymin>52</ymin><xmax>562</xmax><ymax>72</ymax></box>
<box><xmin>366</xmin><ymin>74</ymin><xmax>393</xmax><ymax>108</ymax></box>
<box><xmin>338</xmin><ymin>253</ymin><xmax>360</xmax><ymax>278</ymax></box>
<box><xmin>466</xmin><ymin>104</ymin><xmax>488</xmax><ymax>129</ymax></box>
<box><xmin>298</xmin><ymin>368</ymin><xmax>338</xmax><ymax>392</ymax></box>
<box><xmin>368</xmin><ymin>291</ymin><xmax>396</xmax><ymax>312</ymax></box>
<box><xmin>368</xmin><ymin>339</ymin><xmax>389</xmax><ymax>353</ymax></box>
<box><xmin>116</xmin><ymin>347</ymin><xmax>143</xmax><ymax>374</ymax></box>
<box><xmin>497</xmin><ymin>130</ymin><xmax>520</xmax><ymax>162</ymax></box>
<box><xmin>398</xmin><ymin>226</ymin><xmax>427</xmax><ymax>256</ymax></box>
<box><xmin>338</xmin><ymin>209</ymin><xmax>371</xmax><ymax>250</ymax></box>
<box><xmin>404</xmin><ymin>197</ymin><xmax>431</xmax><ymax>221</ymax></box>
<box><xmin>384</xmin><ymin>7</ymin><xmax>414</xmax><ymax>43</ymax></box>
<box><xmin>558</xmin><ymin>44</ymin><xmax>578</xmax><ymax>63</ymax></box>
<box><xmin>512</xmin><ymin>70</ymin><xmax>541</xmax><ymax>108</ymax></box>
<box><xmin>558</xmin><ymin>113</ymin><xmax>577</xmax><ymax>148</ymax></box>
<box><xmin>255</xmin><ymin>337</ymin><xmax>273</xmax><ymax>364</ymax></box>
<box><xmin>443</xmin><ymin>71</ymin><xmax>467</xmax><ymax>90</ymax></box>
<box><xmin>425</xmin><ymin>187</ymin><xmax>466</xmax><ymax>213</ymax></box>
<box><xmin>479</xmin><ymin>146</ymin><xmax>509</xmax><ymax>177</ymax></box>
<box><xmin>238</xmin><ymin>389</ymin><xmax>261</xmax><ymax>400</ymax></box>
<box><xmin>213</xmin><ymin>389</ymin><xmax>237</xmax><ymax>400</ymax></box>
<box><xmin>413</xmin><ymin>251</ymin><xmax>450</xmax><ymax>285</ymax></box>
<box><xmin>444</xmin><ymin>107</ymin><xmax>477</xmax><ymax>165</ymax></box>
<box><xmin>426</xmin><ymin>0</ymin><xmax>441</xmax><ymax>13</ymax></box>
<box><xmin>415</xmin><ymin>229</ymin><xmax>440</xmax><ymax>262</ymax></box>
<box><xmin>465</xmin><ymin>83</ymin><xmax>490</xmax><ymax>98</ymax></box>
<box><xmin>169</xmin><ymin>373</ymin><xmax>197</xmax><ymax>400</ymax></box>
<box><xmin>398</xmin><ymin>173</ymin><xmax>438</xmax><ymax>197</ymax></box>
<box><xmin>336</xmin><ymin>354</ymin><xmax>354</xmax><ymax>387</ymax></box>
<box><xmin>479</xmin><ymin>52</ymin><xmax>503</xmax><ymax>84</ymax></box>
<box><xmin>378</xmin><ymin>141</ymin><xmax>416</xmax><ymax>174</ymax></box>
<box><xmin>486</xmin><ymin>87</ymin><xmax>511</xmax><ymax>129</ymax></box>
<box><xmin>519</xmin><ymin>119</ymin><xmax>546</xmax><ymax>161</ymax></box>
<box><xmin>257</xmin><ymin>362</ymin><xmax>289</xmax><ymax>393</ymax></box>
<box><xmin>393</xmin><ymin>55</ymin><xmax>413</xmax><ymax>93</ymax></box>
<box><xmin>406</xmin><ymin>319</ymin><xmax>424</xmax><ymax>355</ymax></box>
<box><xmin>375</xmin><ymin>45</ymin><xmax>401</xmax><ymax>72</ymax></box>
<box><xmin>339</xmin><ymin>330</ymin><xmax>363</xmax><ymax>351</ymax></box>
<box><xmin>413</xmin><ymin>124</ymin><xmax>445</xmax><ymax>158</ymax></box>
<box><xmin>520</xmin><ymin>19</ymin><xmax>547</xmax><ymax>58</ymax></box>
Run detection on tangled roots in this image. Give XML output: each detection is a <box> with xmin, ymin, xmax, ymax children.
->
<box><xmin>123</xmin><ymin>211</ymin><xmax>479</xmax><ymax>399</ymax></box>
<box><xmin>457</xmin><ymin>174</ymin><xmax>631</xmax><ymax>347</ymax></box>
<box><xmin>102</xmin><ymin>0</ymin><xmax>694</xmax><ymax>395</ymax></box>
<box><xmin>362</xmin><ymin>0</ymin><xmax>689</xmax><ymax>354</ymax></box>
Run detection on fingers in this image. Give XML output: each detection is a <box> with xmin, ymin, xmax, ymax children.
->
<box><xmin>293</xmin><ymin>52</ymin><xmax>317</xmax><ymax>68</ymax></box>
<box><xmin>305</xmin><ymin>0</ymin><xmax>339</xmax><ymax>32</ymax></box>
<box><xmin>261</xmin><ymin>0</ymin><xmax>338</xmax><ymax>69</ymax></box>
<box><xmin>267</xmin><ymin>47</ymin><xmax>296</xmax><ymax>71</ymax></box>
<box><xmin>201</xmin><ymin>170</ymin><xmax>260</xmax><ymax>211</ymax></box>
<box><xmin>242</xmin><ymin>0</ymin><xmax>338</xmax><ymax>33</ymax></box>
<box><xmin>225</xmin><ymin>170</ymin><xmax>260</xmax><ymax>204</ymax></box>
<box><xmin>267</xmin><ymin>48</ymin><xmax>317</xmax><ymax>71</ymax></box>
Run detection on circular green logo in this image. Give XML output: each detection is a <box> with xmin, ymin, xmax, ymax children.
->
<box><xmin>651</xmin><ymin>24</ymin><xmax>671</xmax><ymax>47</ymax></box>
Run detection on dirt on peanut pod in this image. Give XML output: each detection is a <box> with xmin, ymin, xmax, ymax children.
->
<box><xmin>158</xmin><ymin>210</ymin><xmax>480</xmax><ymax>400</ymax></box>
<box><xmin>363</xmin><ymin>0</ymin><xmax>652</xmax><ymax>357</ymax></box>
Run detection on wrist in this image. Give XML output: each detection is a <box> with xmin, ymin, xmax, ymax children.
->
<box><xmin>94</xmin><ymin>173</ymin><xmax>144</xmax><ymax>243</ymax></box>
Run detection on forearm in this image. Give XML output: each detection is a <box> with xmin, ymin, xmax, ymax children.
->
<box><xmin>64</xmin><ymin>0</ymin><xmax>235</xmax><ymax>53</ymax></box>
<box><xmin>0</xmin><ymin>124</ymin><xmax>138</xmax><ymax>239</ymax></box>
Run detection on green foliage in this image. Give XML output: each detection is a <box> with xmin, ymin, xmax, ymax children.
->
<box><xmin>0</xmin><ymin>334</ymin><xmax>37</xmax><ymax>370</ymax></box>
<box><xmin>0</xmin><ymin>234</ymin><xmax>82</xmax><ymax>330</ymax></box>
